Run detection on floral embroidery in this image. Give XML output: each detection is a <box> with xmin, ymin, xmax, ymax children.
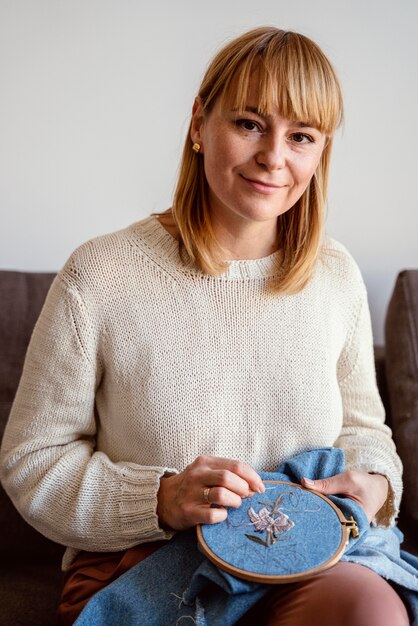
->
<box><xmin>246</xmin><ymin>494</ymin><xmax>295</xmax><ymax>547</ymax></box>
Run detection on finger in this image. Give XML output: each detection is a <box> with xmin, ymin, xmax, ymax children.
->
<box><xmin>195</xmin><ymin>505</ymin><xmax>228</xmax><ymax>526</ymax></box>
<box><xmin>204</xmin><ymin>469</ymin><xmax>254</xmax><ymax>498</ymax></box>
<box><xmin>200</xmin><ymin>456</ymin><xmax>265</xmax><ymax>493</ymax></box>
<box><xmin>301</xmin><ymin>472</ymin><xmax>356</xmax><ymax>496</ymax></box>
<box><xmin>205</xmin><ymin>486</ymin><xmax>243</xmax><ymax>508</ymax></box>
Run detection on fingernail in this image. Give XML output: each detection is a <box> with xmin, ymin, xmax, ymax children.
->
<box><xmin>257</xmin><ymin>483</ymin><xmax>266</xmax><ymax>493</ymax></box>
<box><xmin>303</xmin><ymin>477</ymin><xmax>315</xmax><ymax>487</ymax></box>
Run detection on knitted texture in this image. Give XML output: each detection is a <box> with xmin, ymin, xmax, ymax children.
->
<box><xmin>0</xmin><ymin>216</ymin><xmax>402</xmax><ymax>569</ymax></box>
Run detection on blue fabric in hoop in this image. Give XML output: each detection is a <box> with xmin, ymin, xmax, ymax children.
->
<box><xmin>199</xmin><ymin>479</ymin><xmax>358</xmax><ymax>581</ymax></box>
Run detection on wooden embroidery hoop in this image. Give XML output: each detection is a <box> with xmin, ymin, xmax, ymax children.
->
<box><xmin>197</xmin><ymin>480</ymin><xmax>359</xmax><ymax>584</ymax></box>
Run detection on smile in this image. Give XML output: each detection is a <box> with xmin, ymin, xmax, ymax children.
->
<box><xmin>240</xmin><ymin>175</ymin><xmax>287</xmax><ymax>194</ymax></box>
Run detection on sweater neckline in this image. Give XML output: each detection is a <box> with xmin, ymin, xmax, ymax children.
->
<box><xmin>131</xmin><ymin>215</ymin><xmax>283</xmax><ymax>280</ymax></box>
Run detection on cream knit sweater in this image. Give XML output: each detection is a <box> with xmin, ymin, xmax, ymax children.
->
<box><xmin>0</xmin><ymin>216</ymin><xmax>402</xmax><ymax>568</ymax></box>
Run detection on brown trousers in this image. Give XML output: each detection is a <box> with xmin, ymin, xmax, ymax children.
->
<box><xmin>58</xmin><ymin>542</ymin><xmax>410</xmax><ymax>626</ymax></box>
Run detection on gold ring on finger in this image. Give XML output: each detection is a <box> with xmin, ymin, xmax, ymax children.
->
<box><xmin>203</xmin><ymin>487</ymin><xmax>211</xmax><ymax>504</ymax></box>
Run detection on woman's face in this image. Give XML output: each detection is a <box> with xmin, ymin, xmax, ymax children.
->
<box><xmin>191</xmin><ymin>83</ymin><xmax>327</xmax><ymax>232</ymax></box>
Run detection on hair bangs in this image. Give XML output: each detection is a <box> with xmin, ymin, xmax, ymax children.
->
<box><xmin>215</xmin><ymin>31</ymin><xmax>343</xmax><ymax>136</ymax></box>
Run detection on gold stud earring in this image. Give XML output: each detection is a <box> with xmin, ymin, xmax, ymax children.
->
<box><xmin>192</xmin><ymin>143</ymin><xmax>201</xmax><ymax>153</ymax></box>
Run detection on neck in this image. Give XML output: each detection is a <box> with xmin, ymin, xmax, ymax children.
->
<box><xmin>157</xmin><ymin>209</ymin><xmax>279</xmax><ymax>260</ymax></box>
<box><xmin>210</xmin><ymin>212</ymin><xmax>279</xmax><ymax>261</ymax></box>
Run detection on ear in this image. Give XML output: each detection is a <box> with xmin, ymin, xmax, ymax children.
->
<box><xmin>190</xmin><ymin>96</ymin><xmax>205</xmax><ymax>149</ymax></box>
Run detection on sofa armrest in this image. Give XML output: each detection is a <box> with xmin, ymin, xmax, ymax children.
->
<box><xmin>385</xmin><ymin>269</ymin><xmax>418</xmax><ymax>523</ymax></box>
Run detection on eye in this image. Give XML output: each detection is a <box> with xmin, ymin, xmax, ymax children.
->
<box><xmin>291</xmin><ymin>132</ymin><xmax>314</xmax><ymax>144</ymax></box>
<box><xmin>236</xmin><ymin>119</ymin><xmax>263</xmax><ymax>133</ymax></box>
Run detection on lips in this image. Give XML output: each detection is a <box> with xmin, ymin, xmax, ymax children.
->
<box><xmin>240</xmin><ymin>175</ymin><xmax>286</xmax><ymax>194</ymax></box>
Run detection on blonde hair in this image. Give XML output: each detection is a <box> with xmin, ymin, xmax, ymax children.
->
<box><xmin>171</xmin><ymin>26</ymin><xmax>343</xmax><ymax>292</ymax></box>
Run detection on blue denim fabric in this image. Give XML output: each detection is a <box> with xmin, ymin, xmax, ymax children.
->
<box><xmin>74</xmin><ymin>448</ymin><xmax>418</xmax><ymax>626</ymax></box>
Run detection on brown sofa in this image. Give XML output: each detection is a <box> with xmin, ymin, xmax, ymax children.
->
<box><xmin>0</xmin><ymin>269</ymin><xmax>417</xmax><ymax>625</ymax></box>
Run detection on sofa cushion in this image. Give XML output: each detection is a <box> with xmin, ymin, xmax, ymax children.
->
<box><xmin>0</xmin><ymin>271</ymin><xmax>63</xmax><ymax>560</ymax></box>
<box><xmin>374</xmin><ymin>346</ymin><xmax>391</xmax><ymax>427</ymax></box>
<box><xmin>0</xmin><ymin>558</ymin><xmax>63</xmax><ymax>626</ymax></box>
<box><xmin>0</xmin><ymin>271</ymin><xmax>56</xmax><ymax>427</ymax></box>
<box><xmin>385</xmin><ymin>270</ymin><xmax>418</xmax><ymax>522</ymax></box>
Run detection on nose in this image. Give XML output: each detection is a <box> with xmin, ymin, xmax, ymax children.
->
<box><xmin>255</xmin><ymin>135</ymin><xmax>286</xmax><ymax>170</ymax></box>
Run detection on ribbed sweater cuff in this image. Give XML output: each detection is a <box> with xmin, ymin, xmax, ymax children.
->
<box><xmin>119</xmin><ymin>465</ymin><xmax>178</xmax><ymax>542</ymax></box>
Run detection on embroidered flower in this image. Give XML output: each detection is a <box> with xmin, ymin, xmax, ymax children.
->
<box><xmin>246</xmin><ymin>496</ymin><xmax>295</xmax><ymax>547</ymax></box>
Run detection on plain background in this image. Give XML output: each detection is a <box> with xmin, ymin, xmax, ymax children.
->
<box><xmin>0</xmin><ymin>0</ymin><xmax>417</xmax><ymax>344</ymax></box>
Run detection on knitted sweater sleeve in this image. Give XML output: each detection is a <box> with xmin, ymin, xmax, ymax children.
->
<box><xmin>0</xmin><ymin>273</ymin><xmax>176</xmax><ymax>552</ymax></box>
<box><xmin>334</xmin><ymin>278</ymin><xmax>402</xmax><ymax>528</ymax></box>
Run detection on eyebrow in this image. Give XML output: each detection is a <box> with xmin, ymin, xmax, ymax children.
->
<box><xmin>231</xmin><ymin>106</ymin><xmax>314</xmax><ymax>129</ymax></box>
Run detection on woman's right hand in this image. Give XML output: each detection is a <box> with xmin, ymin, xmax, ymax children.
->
<box><xmin>156</xmin><ymin>455</ymin><xmax>265</xmax><ymax>530</ymax></box>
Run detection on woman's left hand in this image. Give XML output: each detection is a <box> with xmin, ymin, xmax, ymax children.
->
<box><xmin>301</xmin><ymin>470</ymin><xmax>389</xmax><ymax>523</ymax></box>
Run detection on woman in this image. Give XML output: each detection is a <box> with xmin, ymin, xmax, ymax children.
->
<box><xmin>0</xmin><ymin>26</ymin><xmax>411</xmax><ymax>625</ymax></box>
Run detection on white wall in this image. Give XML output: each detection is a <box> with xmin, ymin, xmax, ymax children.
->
<box><xmin>1</xmin><ymin>0</ymin><xmax>417</xmax><ymax>344</ymax></box>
